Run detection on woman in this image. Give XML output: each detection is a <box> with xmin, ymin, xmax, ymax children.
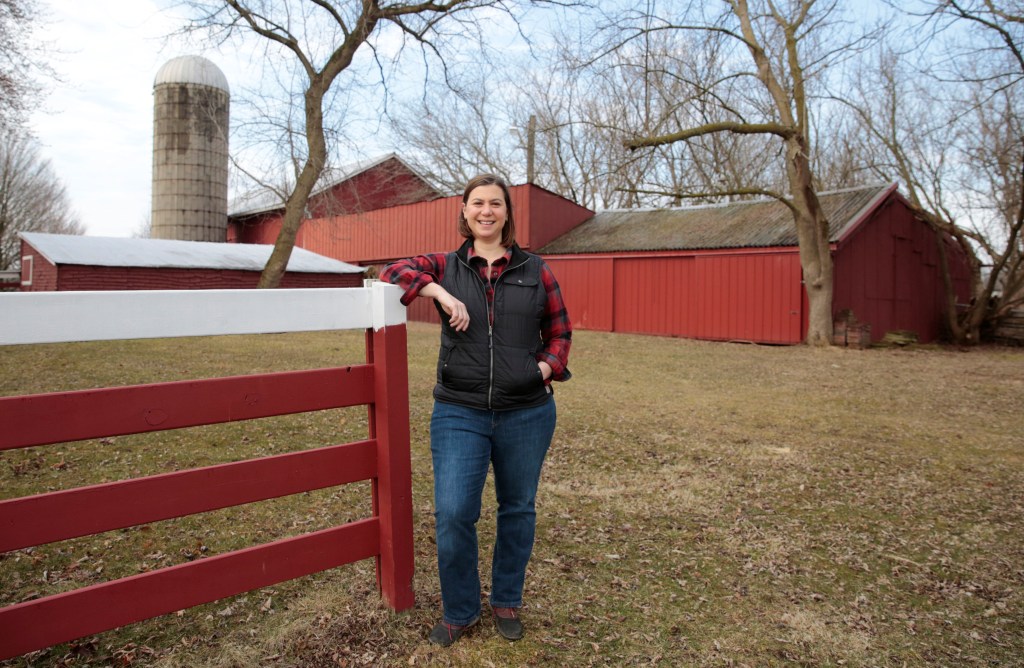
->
<box><xmin>381</xmin><ymin>173</ymin><xmax>572</xmax><ymax>646</ymax></box>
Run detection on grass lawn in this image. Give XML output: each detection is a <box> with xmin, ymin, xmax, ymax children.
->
<box><xmin>1</xmin><ymin>322</ymin><xmax>1022</xmax><ymax>667</ymax></box>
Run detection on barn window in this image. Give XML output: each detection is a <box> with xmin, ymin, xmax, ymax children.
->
<box><xmin>20</xmin><ymin>256</ymin><xmax>33</xmax><ymax>287</ymax></box>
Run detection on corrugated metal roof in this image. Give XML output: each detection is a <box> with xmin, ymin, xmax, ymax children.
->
<box><xmin>538</xmin><ymin>184</ymin><xmax>894</xmax><ymax>254</ymax></box>
<box><xmin>20</xmin><ymin>233</ymin><xmax>365</xmax><ymax>274</ymax></box>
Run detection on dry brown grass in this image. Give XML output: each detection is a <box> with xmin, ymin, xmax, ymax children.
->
<box><xmin>1</xmin><ymin>323</ymin><xmax>1022</xmax><ymax>667</ymax></box>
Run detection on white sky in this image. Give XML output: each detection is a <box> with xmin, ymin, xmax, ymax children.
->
<box><xmin>29</xmin><ymin>1</ymin><xmax>261</xmax><ymax>238</ymax></box>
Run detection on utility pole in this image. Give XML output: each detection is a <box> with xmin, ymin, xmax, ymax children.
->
<box><xmin>526</xmin><ymin>114</ymin><xmax>537</xmax><ymax>184</ymax></box>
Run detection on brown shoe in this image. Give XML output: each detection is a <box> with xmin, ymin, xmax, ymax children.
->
<box><xmin>428</xmin><ymin>616</ymin><xmax>478</xmax><ymax>647</ymax></box>
<box><xmin>492</xmin><ymin>607</ymin><xmax>523</xmax><ymax>641</ymax></box>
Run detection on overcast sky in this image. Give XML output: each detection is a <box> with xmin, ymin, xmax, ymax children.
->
<box><xmin>30</xmin><ymin>1</ymin><xmax>261</xmax><ymax>238</ymax></box>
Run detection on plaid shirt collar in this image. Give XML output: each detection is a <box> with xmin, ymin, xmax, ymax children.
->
<box><xmin>466</xmin><ymin>245</ymin><xmax>513</xmax><ymax>266</ymax></box>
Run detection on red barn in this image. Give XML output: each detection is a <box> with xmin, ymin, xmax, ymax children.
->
<box><xmin>19</xmin><ymin>233</ymin><xmax>365</xmax><ymax>291</ymax></box>
<box><xmin>538</xmin><ymin>183</ymin><xmax>971</xmax><ymax>344</ymax></box>
<box><xmin>228</xmin><ymin>153</ymin><xmax>442</xmax><ymax>244</ymax></box>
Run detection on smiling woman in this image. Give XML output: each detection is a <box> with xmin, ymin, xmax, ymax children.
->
<box><xmin>380</xmin><ymin>173</ymin><xmax>573</xmax><ymax>646</ymax></box>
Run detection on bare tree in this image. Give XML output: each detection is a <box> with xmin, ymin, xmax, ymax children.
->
<box><xmin>387</xmin><ymin>69</ymin><xmax>522</xmax><ymax>194</ymax></box>
<box><xmin>182</xmin><ymin>0</ymin><xmax>573</xmax><ymax>288</ymax></box>
<box><xmin>0</xmin><ymin>133</ymin><xmax>83</xmax><ymax>271</ymax></box>
<box><xmin>391</xmin><ymin>19</ymin><xmax>781</xmax><ymax>212</ymax></box>
<box><xmin>963</xmin><ymin>84</ymin><xmax>1024</xmax><ymax>320</ymax></box>
<box><xmin>849</xmin><ymin>1</ymin><xmax>1024</xmax><ymax>343</ymax></box>
<box><xmin>0</xmin><ymin>0</ymin><xmax>47</xmax><ymax>130</ymax></box>
<box><xmin>581</xmin><ymin>22</ymin><xmax>786</xmax><ymax>207</ymax></box>
<box><xmin>926</xmin><ymin>0</ymin><xmax>1024</xmax><ymax>339</ymax></box>
<box><xmin>605</xmin><ymin>0</ymin><xmax>876</xmax><ymax>345</ymax></box>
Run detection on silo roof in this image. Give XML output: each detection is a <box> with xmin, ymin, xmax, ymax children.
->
<box><xmin>154</xmin><ymin>55</ymin><xmax>230</xmax><ymax>92</ymax></box>
<box><xmin>20</xmin><ymin>233</ymin><xmax>364</xmax><ymax>274</ymax></box>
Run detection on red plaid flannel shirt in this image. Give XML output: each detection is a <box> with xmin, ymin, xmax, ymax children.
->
<box><xmin>381</xmin><ymin>246</ymin><xmax>572</xmax><ymax>381</ymax></box>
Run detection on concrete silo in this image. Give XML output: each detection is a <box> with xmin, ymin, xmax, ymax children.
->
<box><xmin>151</xmin><ymin>56</ymin><xmax>230</xmax><ymax>242</ymax></box>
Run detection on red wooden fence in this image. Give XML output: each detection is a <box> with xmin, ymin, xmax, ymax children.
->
<box><xmin>0</xmin><ymin>285</ymin><xmax>414</xmax><ymax>660</ymax></box>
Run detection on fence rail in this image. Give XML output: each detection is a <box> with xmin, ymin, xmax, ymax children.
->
<box><xmin>0</xmin><ymin>284</ymin><xmax>414</xmax><ymax>660</ymax></box>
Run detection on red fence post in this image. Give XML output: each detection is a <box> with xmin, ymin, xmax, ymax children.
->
<box><xmin>367</xmin><ymin>321</ymin><xmax>415</xmax><ymax>611</ymax></box>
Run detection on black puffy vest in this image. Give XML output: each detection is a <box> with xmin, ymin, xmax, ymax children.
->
<box><xmin>433</xmin><ymin>241</ymin><xmax>551</xmax><ymax>411</ymax></box>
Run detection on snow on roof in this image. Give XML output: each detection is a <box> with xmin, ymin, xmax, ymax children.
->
<box><xmin>20</xmin><ymin>233</ymin><xmax>365</xmax><ymax>274</ymax></box>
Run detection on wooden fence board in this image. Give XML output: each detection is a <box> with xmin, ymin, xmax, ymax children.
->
<box><xmin>0</xmin><ymin>366</ymin><xmax>373</xmax><ymax>451</ymax></box>
<box><xmin>0</xmin><ymin>519</ymin><xmax>380</xmax><ymax>660</ymax></box>
<box><xmin>0</xmin><ymin>440</ymin><xmax>377</xmax><ymax>552</ymax></box>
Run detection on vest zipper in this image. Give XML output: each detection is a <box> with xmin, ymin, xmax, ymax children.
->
<box><xmin>487</xmin><ymin>270</ymin><xmax>494</xmax><ymax>409</ymax></box>
<box><xmin>456</xmin><ymin>252</ymin><xmax>530</xmax><ymax>410</ymax></box>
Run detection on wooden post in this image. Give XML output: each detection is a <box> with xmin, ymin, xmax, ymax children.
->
<box><xmin>366</xmin><ymin>283</ymin><xmax>415</xmax><ymax>610</ymax></box>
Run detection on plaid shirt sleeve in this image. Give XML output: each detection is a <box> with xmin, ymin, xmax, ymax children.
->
<box><xmin>379</xmin><ymin>253</ymin><xmax>448</xmax><ymax>306</ymax></box>
<box><xmin>538</xmin><ymin>262</ymin><xmax>573</xmax><ymax>382</ymax></box>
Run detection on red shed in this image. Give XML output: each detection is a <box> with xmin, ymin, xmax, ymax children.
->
<box><xmin>537</xmin><ymin>184</ymin><xmax>971</xmax><ymax>344</ymax></box>
<box><xmin>19</xmin><ymin>233</ymin><xmax>365</xmax><ymax>291</ymax></box>
<box><xmin>229</xmin><ymin>153</ymin><xmax>442</xmax><ymax>244</ymax></box>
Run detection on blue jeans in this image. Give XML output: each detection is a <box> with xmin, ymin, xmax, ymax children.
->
<box><xmin>430</xmin><ymin>397</ymin><xmax>556</xmax><ymax>625</ymax></box>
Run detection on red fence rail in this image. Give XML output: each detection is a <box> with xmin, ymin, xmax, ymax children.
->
<box><xmin>0</xmin><ymin>285</ymin><xmax>414</xmax><ymax>660</ymax></box>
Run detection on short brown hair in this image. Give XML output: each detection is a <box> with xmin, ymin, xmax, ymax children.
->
<box><xmin>457</xmin><ymin>173</ymin><xmax>516</xmax><ymax>247</ymax></box>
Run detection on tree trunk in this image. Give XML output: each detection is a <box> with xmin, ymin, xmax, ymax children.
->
<box><xmin>256</xmin><ymin>172</ymin><xmax>317</xmax><ymax>288</ymax></box>
<box><xmin>257</xmin><ymin>82</ymin><xmax>328</xmax><ymax>289</ymax></box>
<box><xmin>786</xmin><ymin>137</ymin><xmax>834</xmax><ymax>345</ymax></box>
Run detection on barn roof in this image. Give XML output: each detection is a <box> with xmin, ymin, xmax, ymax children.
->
<box><xmin>538</xmin><ymin>183</ymin><xmax>897</xmax><ymax>254</ymax></box>
<box><xmin>229</xmin><ymin>153</ymin><xmax>441</xmax><ymax>218</ymax></box>
<box><xmin>21</xmin><ymin>233</ymin><xmax>365</xmax><ymax>274</ymax></box>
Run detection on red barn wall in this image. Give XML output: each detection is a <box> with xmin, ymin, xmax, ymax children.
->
<box><xmin>545</xmin><ymin>248</ymin><xmax>805</xmax><ymax>344</ymax></box>
<box><xmin>518</xmin><ymin>186</ymin><xmax>597</xmax><ymax>251</ymax></box>
<box><xmin>239</xmin><ymin>184</ymin><xmax>594</xmax><ymax>266</ymax></box>
<box><xmin>540</xmin><ymin>256</ymin><xmax>615</xmax><ymax>331</ymax></box>
<box><xmin>231</xmin><ymin>216</ymin><xmax>281</xmax><ymax>244</ymax></box>
<box><xmin>21</xmin><ymin>263</ymin><xmax>360</xmax><ymax>291</ymax></box>
<box><xmin>229</xmin><ymin>157</ymin><xmax>440</xmax><ymax>245</ymax></box>
<box><xmin>832</xmin><ymin>195</ymin><xmax>970</xmax><ymax>343</ymax></box>
<box><xmin>306</xmin><ymin>160</ymin><xmax>438</xmax><ymax>218</ymax></box>
<box><xmin>406</xmin><ymin>297</ymin><xmax>442</xmax><ymax>325</ymax></box>
<box><xmin>302</xmin><ymin>197</ymin><xmax>464</xmax><ymax>266</ymax></box>
<box><xmin>20</xmin><ymin>241</ymin><xmax>59</xmax><ymax>291</ymax></box>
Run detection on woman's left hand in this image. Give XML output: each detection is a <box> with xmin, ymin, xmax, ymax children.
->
<box><xmin>538</xmin><ymin>361</ymin><xmax>553</xmax><ymax>381</ymax></box>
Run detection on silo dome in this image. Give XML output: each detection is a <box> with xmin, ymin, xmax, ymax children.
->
<box><xmin>154</xmin><ymin>55</ymin><xmax>230</xmax><ymax>93</ymax></box>
<box><xmin>151</xmin><ymin>56</ymin><xmax>230</xmax><ymax>242</ymax></box>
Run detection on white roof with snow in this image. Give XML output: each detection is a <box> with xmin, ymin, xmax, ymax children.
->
<box><xmin>20</xmin><ymin>233</ymin><xmax>365</xmax><ymax>274</ymax></box>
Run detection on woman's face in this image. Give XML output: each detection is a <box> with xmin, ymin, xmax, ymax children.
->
<box><xmin>463</xmin><ymin>184</ymin><xmax>507</xmax><ymax>244</ymax></box>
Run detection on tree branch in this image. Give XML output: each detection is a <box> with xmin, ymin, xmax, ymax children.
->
<box><xmin>625</xmin><ymin>120</ymin><xmax>795</xmax><ymax>150</ymax></box>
